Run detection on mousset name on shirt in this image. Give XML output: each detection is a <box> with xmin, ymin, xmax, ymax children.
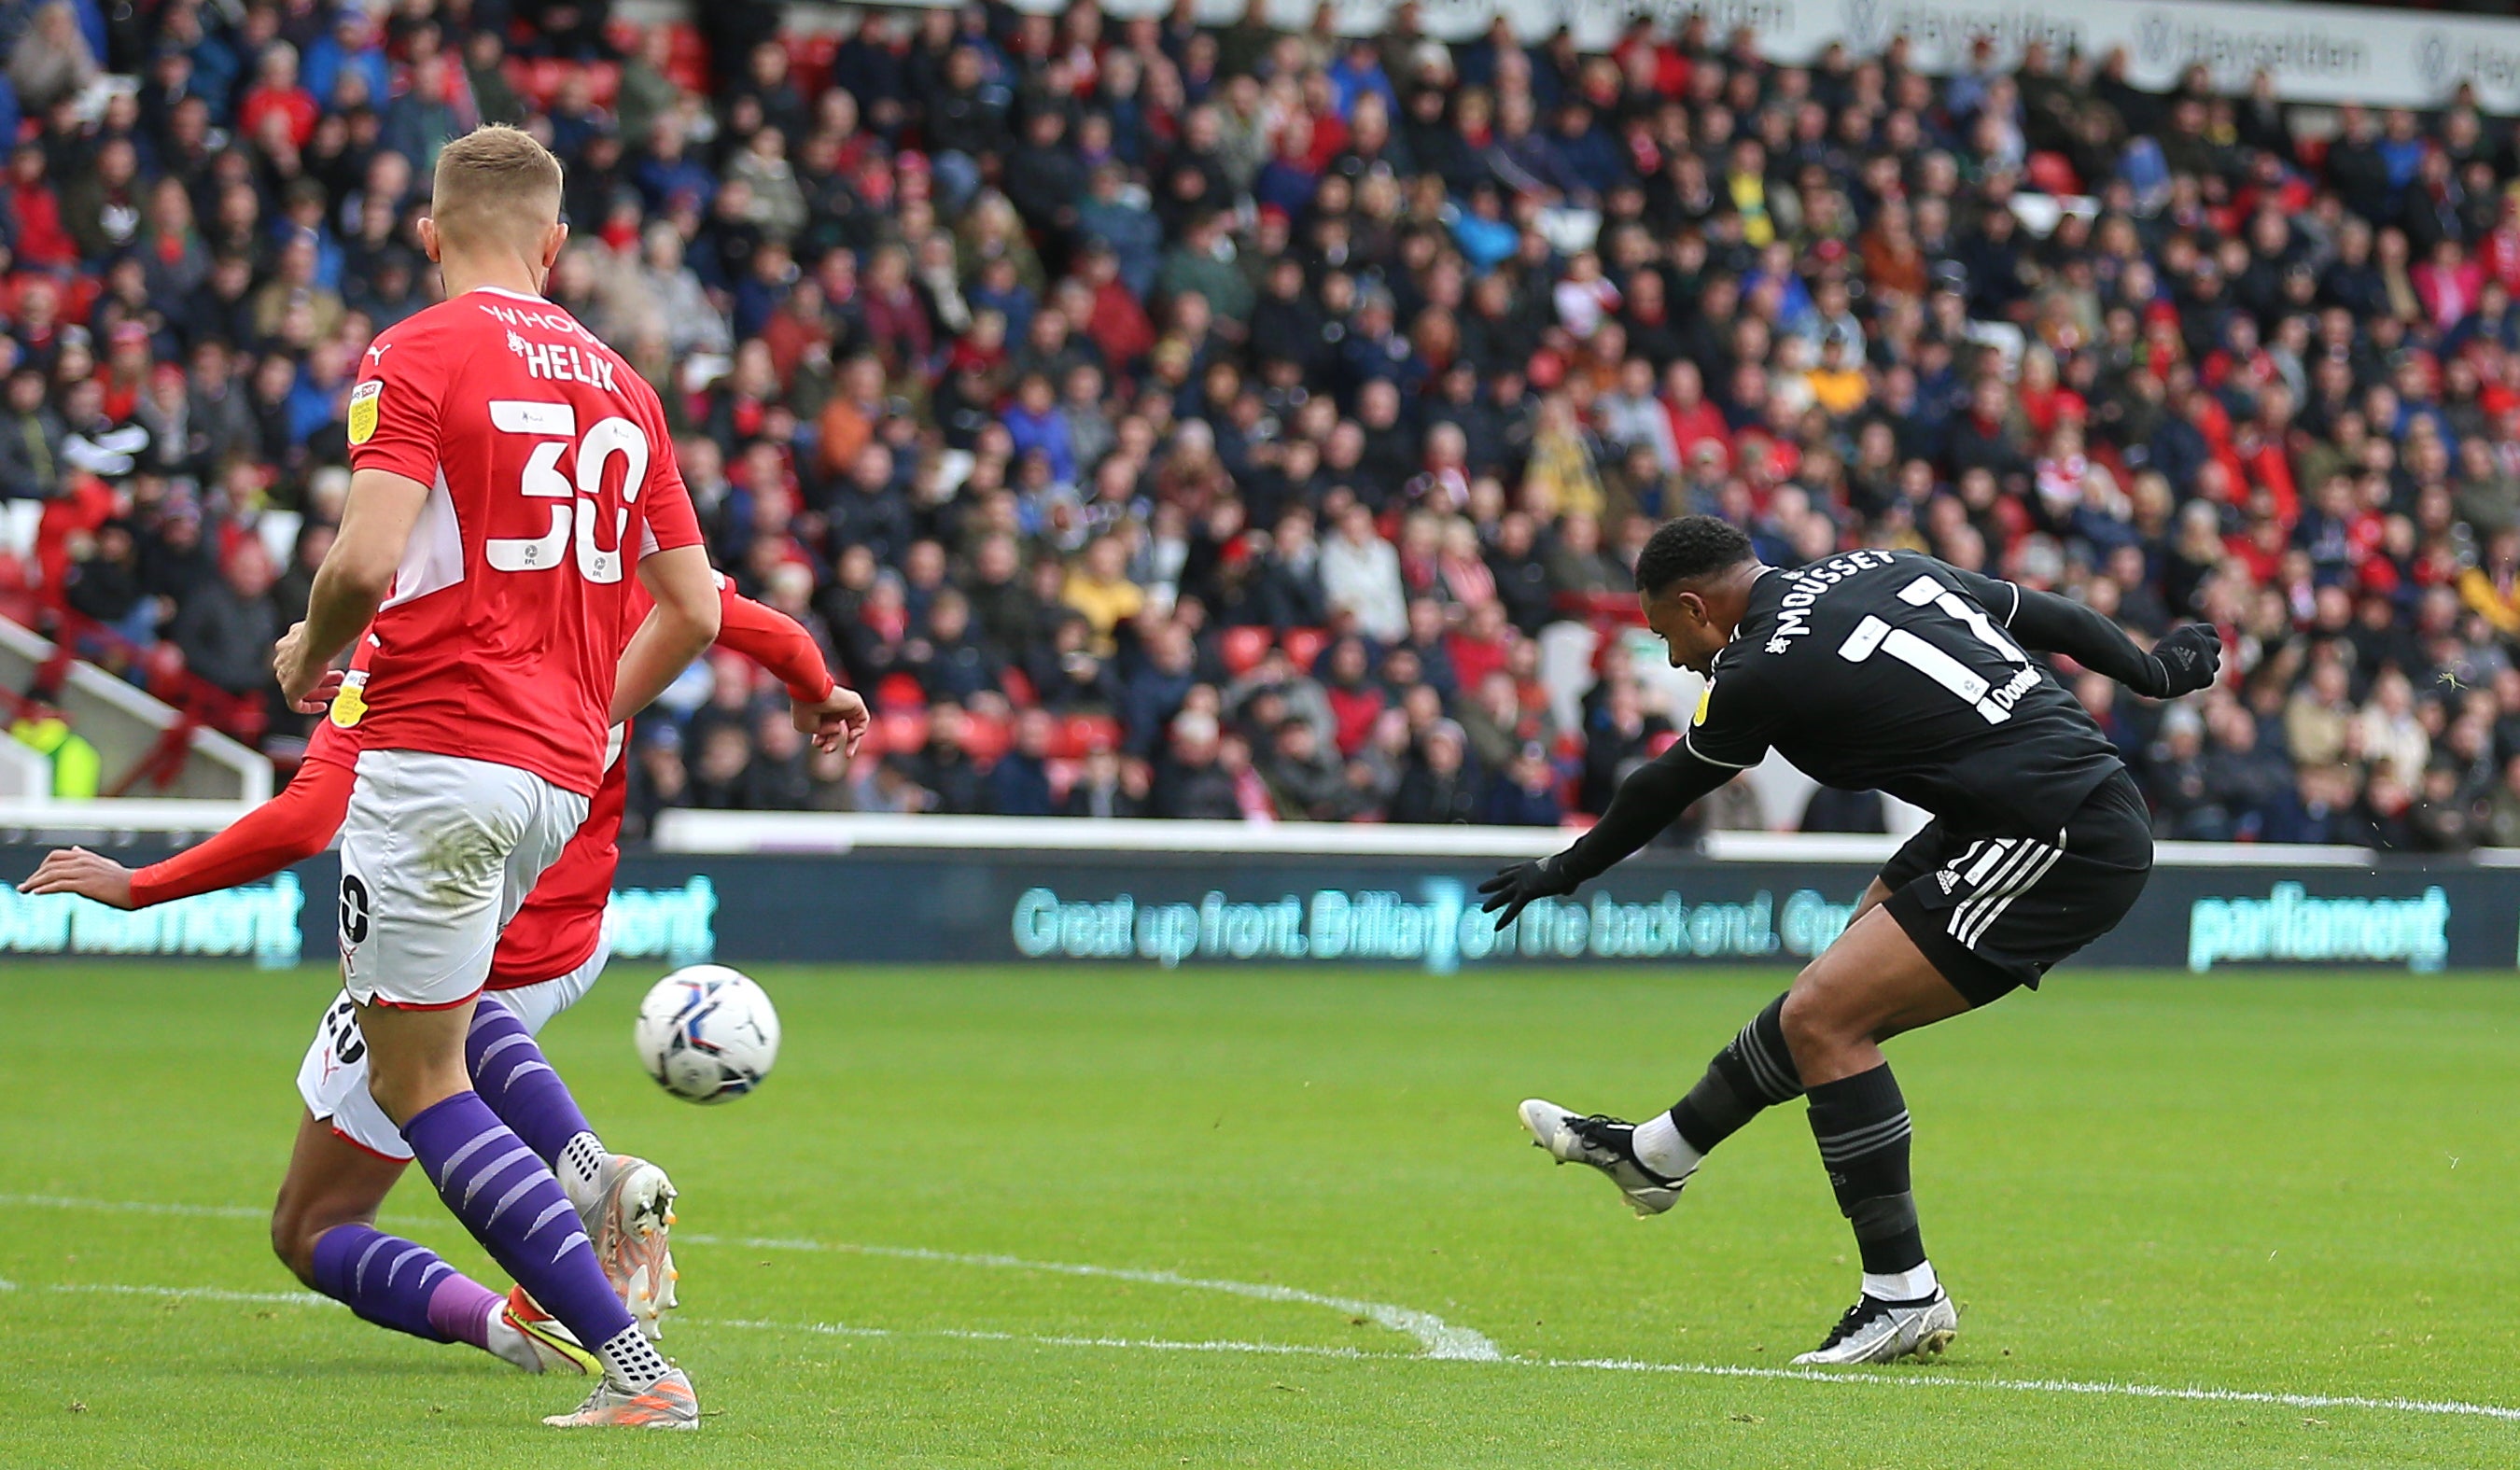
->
<box><xmin>1764</xmin><ymin>549</ymin><xmax>1898</xmax><ymax>654</ymax></box>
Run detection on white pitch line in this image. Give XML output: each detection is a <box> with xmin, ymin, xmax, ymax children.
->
<box><xmin>1531</xmin><ymin>1355</ymin><xmax>2520</xmax><ymax>1423</ymax></box>
<box><xmin>18</xmin><ymin>1276</ymin><xmax>2520</xmax><ymax>1425</ymax></box>
<box><xmin>677</xmin><ymin>1229</ymin><xmax>1503</xmax><ymax>1363</ymax></box>
<box><xmin>41</xmin><ymin>1282</ymin><xmax>330</xmax><ymax>1308</ymax></box>
<box><xmin>13</xmin><ymin>1279</ymin><xmax>1370</xmax><ymax>1360</ymax></box>
<box><xmin>0</xmin><ymin>1193</ymin><xmax>265</xmax><ymax>1221</ymax></box>
<box><xmin>12</xmin><ymin>1195</ymin><xmax>2520</xmax><ymax>1425</ymax></box>
<box><xmin>706</xmin><ymin>1316</ymin><xmax>1373</xmax><ymax>1361</ymax></box>
<box><xmin>0</xmin><ymin>1192</ymin><xmax>1497</xmax><ymax>1362</ymax></box>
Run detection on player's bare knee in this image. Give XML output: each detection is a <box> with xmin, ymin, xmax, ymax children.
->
<box><xmin>1780</xmin><ymin>974</ymin><xmax>1861</xmax><ymax>1066</ymax></box>
<box><xmin>273</xmin><ymin>1187</ymin><xmax>379</xmax><ymax>1285</ymax></box>
<box><xmin>362</xmin><ymin>1053</ymin><xmax>454</xmax><ymax>1126</ymax></box>
<box><xmin>269</xmin><ymin>1199</ymin><xmax>323</xmax><ymax>1285</ymax></box>
<box><xmin>364</xmin><ymin>1072</ymin><xmax>416</xmax><ymax>1127</ymax></box>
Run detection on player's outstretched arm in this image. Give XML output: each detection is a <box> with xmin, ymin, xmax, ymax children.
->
<box><xmin>613</xmin><ymin>543</ymin><xmax>723</xmax><ymax>723</ymax></box>
<box><xmin>18</xmin><ymin>757</ymin><xmax>357</xmax><ymax>908</ymax></box>
<box><xmin>2008</xmin><ymin>589</ymin><xmax>2220</xmax><ymax>698</ymax></box>
<box><xmin>1480</xmin><ymin>742</ymin><xmax>1733</xmax><ymax>929</ymax></box>
<box><xmin>1947</xmin><ymin>567</ymin><xmax>2220</xmax><ymax>699</ymax></box>
<box><xmin>713</xmin><ymin>583</ymin><xmax>869</xmax><ymax>756</ymax></box>
<box><xmin>275</xmin><ymin>469</ymin><xmax>430</xmax><ymax>709</ymax></box>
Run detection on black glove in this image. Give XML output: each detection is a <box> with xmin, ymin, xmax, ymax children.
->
<box><xmin>2149</xmin><ymin>623</ymin><xmax>2223</xmax><ymax>698</ymax></box>
<box><xmin>1478</xmin><ymin>852</ymin><xmax>1579</xmax><ymax>931</ymax></box>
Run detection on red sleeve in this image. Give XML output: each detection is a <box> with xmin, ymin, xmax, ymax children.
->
<box><xmin>714</xmin><ymin>581</ymin><xmax>836</xmax><ymax>701</ymax></box>
<box><xmin>346</xmin><ymin>319</ymin><xmax>447</xmax><ymax>485</ymax></box>
<box><xmin>636</xmin><ymin>390</ymin><xmax>704</xmax><ymax>553</ymax></box>
<box><xmin>128</xmin><ymin>755</ymin><xmax>356</xmax><ymax>906</ymax></box>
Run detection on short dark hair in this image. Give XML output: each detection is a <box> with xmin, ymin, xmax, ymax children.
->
<box><xmin>1634</xmin><ymin>515</ymin><xmax>1755</xmax><ymax>597</ymax></box>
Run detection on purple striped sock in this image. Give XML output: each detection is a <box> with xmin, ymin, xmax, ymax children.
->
<box><xmin>399</xmin><ymin>1091</ymin><xmax>658</xmax><ymax>1389</ymax></box>
<box><xmin>426</xmin><ymin>1274</ymin><xmax>502</xmax><ymax>1349</ymax></box>
<box><xmin>467</xmin><ymin>997</ymin><xmax>598</xmax><ymax>1174</ymax></box>
<box><xmin>309</xmin><ymin>1223</ymin><xmax>461</xmax><ymax>1344</ymax></box>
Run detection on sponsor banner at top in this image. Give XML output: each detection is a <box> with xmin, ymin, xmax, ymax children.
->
<box><xmin>1053</xmin><ymin>0</ymin><xmax>2520</xmax><ymax>112</ymax></box>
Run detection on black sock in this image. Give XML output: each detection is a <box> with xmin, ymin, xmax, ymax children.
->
<box><xmin>1668</xmin><ymin>993</ymin><xmax>1804</xmax><ymax>1155</ymax></box>
<box><xmin>1804</xmin><ymin>1062</ymin><xmax>1927</xmax><ymax>1281</ymax></box>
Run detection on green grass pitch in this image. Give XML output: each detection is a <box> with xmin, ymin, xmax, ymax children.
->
<box><xmin>1</xmin><ymin>962</ymin><xmax>2514</xmax><ymax>1468</ymax></box>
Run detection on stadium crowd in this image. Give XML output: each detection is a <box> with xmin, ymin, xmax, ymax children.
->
<box><xmin>8</xmin><ymin>0</ymin><xmax>2520</xmax><ymax>847</ymax></box>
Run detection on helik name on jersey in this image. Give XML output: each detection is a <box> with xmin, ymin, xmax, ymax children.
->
<box><xmin>477</xmin><ymin>298</ymin><xmax>621</xmax><ymax>391</ymax></box>
<box><xmin>501</xmin><ymin>329</ymin><xmax>620</xmax><ymax>391</ymax></box>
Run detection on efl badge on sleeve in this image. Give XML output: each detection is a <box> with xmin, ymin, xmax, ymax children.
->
<box><xmin>347</xmin><ymin>380</ymin><xmax>382</xmax><ymax>446</ymax></box>
<box><xmin>330</xmin><ymin>671</ymin><xmax>370</xmax><ymax>728</ymax></box>
<box><xmin>1693</xmin><ymin>681</ymin><xmax>1715</xmax><ymax>726</ymax></box>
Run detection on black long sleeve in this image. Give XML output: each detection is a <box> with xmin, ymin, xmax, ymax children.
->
<box><xmin>1949</xmin><ymin>568</ymin><xmax>2169</xmax><ymax>697</ymax></box>
<box><xmin>1559</xmin><ymin>740</ymin><xmax>1733</xmax><ymax>883</ymax></box>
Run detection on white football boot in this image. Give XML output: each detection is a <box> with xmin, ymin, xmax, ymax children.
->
<box><xmin>582</xmin><ymin>1155</ymin><xmax>678</xmax><ymax>1338</ymax></box>
<box><xmin>543</xmin><ymin>1367</ymin><xmax>700</xmax><ymax>1429</ymax></box>
<box><xmin>1790</xmin><ymin>1289</ymin><xmax>1959</xmax><ymax>1365</ymax></box>
<box><xmin>1518</xmin><ymin>1099</ymin><xmax>1693</xmax><ymax>1217</ymax></box>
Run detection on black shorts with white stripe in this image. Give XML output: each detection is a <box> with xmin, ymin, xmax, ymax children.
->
<box><xmin>1878</xmin><ymin>767</ymin><xmax>2154</xmax><ymax>1006</ymax></box>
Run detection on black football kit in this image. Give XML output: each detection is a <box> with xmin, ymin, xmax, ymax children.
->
<box><xmin>1551</xmin><ymin>548</ymin><xmax>2200</xmax><ymax>1003</ymax></box>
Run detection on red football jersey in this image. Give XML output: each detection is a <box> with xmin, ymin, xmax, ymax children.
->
<box><xmin>343</xmin><ymin>286</ymin><xmax>703</xmax><ymax>797</ymax></box>
<box><xmin>487</xmin><ymin>575</ymin><xmax>835</xmax><ymax>987</ymax></box>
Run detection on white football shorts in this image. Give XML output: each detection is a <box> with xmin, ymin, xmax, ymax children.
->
<box><xmin>299</xmin><ymin>937</ymin><xmax>612</xmax><ymax>1161</ymax></box>
<box><xmin>336</xmin><ymin>749</ymin><xmax>589</xmax><ymax>1009</ymax></box>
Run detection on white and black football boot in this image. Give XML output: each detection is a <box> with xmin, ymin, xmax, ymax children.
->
<box><xmin>1790</xmin><ymin>1289</ymin><xmax>1959</xmax><ymax>1365</ymax></box>
<box><xmin>1518</xmin><ymin>1099</ymin><xmax>1693</xmax><ymax>1217</ymax></box>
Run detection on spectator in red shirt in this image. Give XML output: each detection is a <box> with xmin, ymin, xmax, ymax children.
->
<box><xmin>237</xmin><ymin>42</ymin><xmax>319</xmax><ymax>152</ymax></box>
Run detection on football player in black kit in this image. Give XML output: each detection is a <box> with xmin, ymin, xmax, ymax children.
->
<box><xmin>1484</xmin><ymin>516</ymin><xmax>2222</xmax><ymax>1365</ymax></box>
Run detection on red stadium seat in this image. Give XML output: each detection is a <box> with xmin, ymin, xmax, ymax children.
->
<box><xmin>787</xmin><ymin>35</ymin><xmax>837</xmax><ymax>95</ymax></box>
<box><xmin>867</xmin><ymin>709</ymin><xmax>929</xmax><ymax>755</ymax></box>
<box><xmin>664</xmin><ymin>24</ymin><xmax>710</xmax><ymax>91</ymax></box>
<box><xmin>1281</xmin><ymin>627</ymin><xmax>1328</xmax><ymax>672</ymax></box>
<box><xmin>137</xmin><ymin>640</ymin><xmax>187</xmax><ymax>697</ymax></box>
<box><xmin>959</xmin><ymin>712</ymin><xmax>1012</xmax><ymax>764</ymax></box>
<box><xmin>1048</xmin><ymin>714</ymin><xmax>1118</xmax><ymax>760</ymax></box>
<box><xmin>1221</xmin><ymin>625</ymin><xmax>1273</xmax><ymax>677</ymax></box>
<box><xmin>2025</xmin><ymin>150</ymin><xmax>2081</xmax><ymax>196</ymax></box>
<box><xmin>875</xmin><ymin>672</ymin><xmax>925</xmax><ymax>711</ymax></box>
<box><xmin>522</xmin><ymin>58</ymin><xmax>567</xmax><ymax>108</ymax></box>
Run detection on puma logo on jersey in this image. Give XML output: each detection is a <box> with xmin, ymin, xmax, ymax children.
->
<box><xmin>366</xmin><ymin>342</ymin><xmax>392</xmax><ymax>366</ymax></box>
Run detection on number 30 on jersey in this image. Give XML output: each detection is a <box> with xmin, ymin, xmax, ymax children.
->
<box><xmin>483</xmin><ymin>399</ymin><xmax>649</xmax><ymax>583</ymax></box>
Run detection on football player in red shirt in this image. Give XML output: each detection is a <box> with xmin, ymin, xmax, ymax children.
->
<box><xmin>272</xmin><ymin>126</ymin><xmax>720</xmax><ymax>1428</ymax></box>
<box><xmin>21</xmin><ymin>576</ymin><xmax>861</xmax><ymax>1380</ymax></box>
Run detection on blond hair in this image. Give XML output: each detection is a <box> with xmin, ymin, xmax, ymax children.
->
<box><xmin>429</xmin><ymin>125</ymin><xmax>564</xmax><ymax>256</ymax></box>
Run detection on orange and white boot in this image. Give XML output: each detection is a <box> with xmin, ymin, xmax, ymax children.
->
<box><xmin>581</xmin><ymin>1155</ymin><xmax>677</xmax><ymax>1338</ymax></box>
<box><xmin>543</xmin><ymin>1367</ymin><xmax>699</xmax><ymax>1430</ymax></box>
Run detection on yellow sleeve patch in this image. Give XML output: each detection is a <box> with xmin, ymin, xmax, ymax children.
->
<box><xmin>329</xmin><ymin>673</ymin><xmax>369</xmax><ymax>728</ymax></box>
<box><xmin>1692</xmin><ymin>681</ymin><xmax>1715</xmax><ymax>727</ymax></box>
<box><xmin>347</xmin><ymin>380</ymin><xmax>382</xmax><ymax>446</ymax></box>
